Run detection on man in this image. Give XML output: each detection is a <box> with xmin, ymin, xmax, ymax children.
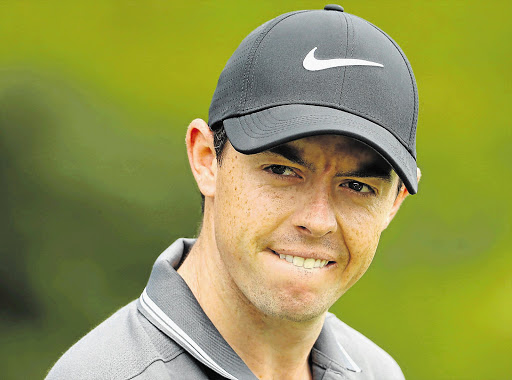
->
<box><xmin>47</xmin><ymin>4</ymin><xmax>419</xmax><ymax>379</ymax></box>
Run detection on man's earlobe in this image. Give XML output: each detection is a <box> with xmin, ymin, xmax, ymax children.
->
<box><xmin>186</xmin><ymin>119</ymin><xmax>217</xmax><ymax>198</ymax></box>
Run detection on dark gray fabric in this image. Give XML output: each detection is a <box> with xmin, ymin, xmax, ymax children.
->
<box><xmin>208</xmin><ymin>7</ymin><xmax>419</xmax><ymax>194</ymax></box>
<box><xmin>46</xmin><ymin>239</ymin><xmax>405</xmax><ymax>379</ymax></box>
<box><xmin>208</xmin><ymin>11</ymin><xmax>306</xmax><ymax>127</ymax></box>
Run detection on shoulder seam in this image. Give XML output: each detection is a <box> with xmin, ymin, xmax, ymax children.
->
<box><xmin>121</xmin><ymin>309</ymin><xmax>185</xmax><ymax>379</ymax></box>
<box><xmin>125</xmin><ymin>349</ymin><xmax>186</xmax><ymax>380</ymax></box>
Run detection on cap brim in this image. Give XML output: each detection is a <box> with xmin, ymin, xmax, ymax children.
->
<box><xmin>223</xmin><ymin>104</ymin><xmax>418</xmax><ymax>194</ymax></box>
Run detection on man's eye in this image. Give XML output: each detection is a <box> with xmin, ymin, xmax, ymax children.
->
<box><xmin>266</xmin><ymin>165</ymin><xmax>296</xmax><ymax>176</ymax></box>
<box><xmin>341</xmin><ymin>181</ymin><xmax>373</xmax><ymax>193</ymax></box>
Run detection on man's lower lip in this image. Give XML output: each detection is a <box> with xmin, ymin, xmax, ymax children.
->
<box><xmin>269</xmin><ymin>249</ymin><xmax>335</xmax><ymax>269</ymax></box>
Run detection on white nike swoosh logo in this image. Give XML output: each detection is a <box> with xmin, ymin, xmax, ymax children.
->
<box><xmin>303</xmin><ymin>47</ymin><xmax>383</xmax><ymax>71</ymax></box>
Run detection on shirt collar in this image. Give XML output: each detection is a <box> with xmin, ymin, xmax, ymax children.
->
<box><xmin>313</xmin><ymin>316</ymin><xmax>362</xmax><ymax>374</ymax></box>
<box><xmin>137</xmin><ymin>238</ymin><xmax>361</xmax><ymax>379</ymax></box>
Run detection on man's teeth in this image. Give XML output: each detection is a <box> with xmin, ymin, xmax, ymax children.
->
<box><xmin>278</xmin><ymin>253</ymin><xmax>328</xmax><ymax>269</ymax></box>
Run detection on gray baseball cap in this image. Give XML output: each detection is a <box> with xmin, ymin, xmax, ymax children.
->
<box><xmin>209</xmin><ymin>4</ymin><xmax>419</xmax><ymax>194</ymax></box>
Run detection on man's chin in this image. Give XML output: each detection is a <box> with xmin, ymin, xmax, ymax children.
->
<box><xmin>247</xmin><ymin>292</ymin><xmax>332</xmax><ymax>324</ymax></box>
<box><xmin>263</xmin><ymin>305</ymin><xmax>328</xmax><ymax>324</ymax></box>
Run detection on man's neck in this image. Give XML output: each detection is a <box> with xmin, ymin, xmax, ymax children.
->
<box><xmin>177</xmin><ymin>222</ymin><xmax>324</xmax><ymax>380</ymax></box>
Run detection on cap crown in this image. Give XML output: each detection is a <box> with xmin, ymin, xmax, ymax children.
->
<box><xmin>209</xmin><ymin>9</ymin><xmax>418</xmax><ymax>158</ymax></box>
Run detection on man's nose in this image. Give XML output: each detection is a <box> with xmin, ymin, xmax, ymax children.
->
<box><xmin>292</xmin><ymin>186</ymin><xmax>338</xmax><ymax>238</ymax></box>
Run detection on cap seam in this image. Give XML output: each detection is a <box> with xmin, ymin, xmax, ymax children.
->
<box><xmin>336</xmin><ymin>11</ymin><xmax>350</xmax><ymax>106</ymax></box>
<box><xmin>216</xmin><ymin>53</ymin><xmax>250</xmax><ymax>94</ymax></box>
<box><xmin>354</xmin><ymin>15</ymin><xmax>418</xmax><ymax>146</ymax></box>
<box><xmin>238</xmin><ymin>20</ymin><xmax>279</xmax><ymax>113</ymax></box>
<box><xmin>240</xmin><ymin>11</ymin><xmax>309</xmax><ymax>113</ymax></box>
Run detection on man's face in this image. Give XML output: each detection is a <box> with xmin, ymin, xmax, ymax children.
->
<box><xmin>211</xmin><ymin>134</ymin><xmax>403</xmax><ymax>322</ymax></box>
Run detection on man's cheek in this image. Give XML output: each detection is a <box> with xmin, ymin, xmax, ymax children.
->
<box><xmin>342</xmin><ymin>214</ymin><xmax>383</xmax><ymax>259</ymax></box>
<box><xmin>247</xmin><ymin>187</ymin><xmax>294</xmax><ymax>217</ymax></box>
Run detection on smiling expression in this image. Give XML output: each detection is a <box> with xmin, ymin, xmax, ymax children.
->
<box><xmin>210</xmin><ymin>134</ymin><xmax>403</xmax><ymax>322</ymax></box>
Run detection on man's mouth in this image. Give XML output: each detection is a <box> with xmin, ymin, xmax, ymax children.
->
<box><xmin>269</xmin><ymin>249</ymin><xmax>333</xmax><ymax>269</ymax></box>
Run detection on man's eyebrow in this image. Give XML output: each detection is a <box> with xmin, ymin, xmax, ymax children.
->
<box><xmin>267</xmin><ymin>145</ymin><xmax>315</xmax><ymax>171</ymax></box>
<box><xmin>335</xmin><ymin>162</ymin><xmax>393</xmax><ymax>181</ymax></box>
<box><xmin>266</xmin><ymin>144</ymin><xmax>393</xmax><ymax>180</ymax></box>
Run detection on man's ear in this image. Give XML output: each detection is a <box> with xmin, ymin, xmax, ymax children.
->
<box><xmin>186</xmin><ymin>119</ymin><xmax>217</xmax><ymax>198</ymax></box>
<box><xmin>382</xmin><ymin>167</ymin><xmax>421</xmax><ymax>230</ymax></box>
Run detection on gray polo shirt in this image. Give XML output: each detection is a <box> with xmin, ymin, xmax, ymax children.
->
<box><xmin>46</xmin><ymin>238</ymin><xmax>405</xmax><ymax>379</ymax></box>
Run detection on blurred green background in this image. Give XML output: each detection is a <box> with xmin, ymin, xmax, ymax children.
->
<box><xmin>1</xmin><ymin>1</ymin><xmax>510</xmax><ymax>379</ymax></box>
